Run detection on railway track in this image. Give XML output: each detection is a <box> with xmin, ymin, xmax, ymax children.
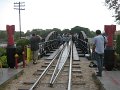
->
<box><xmin>18</xmin><ymin>40</ymin><xmax>85</xmax><ymax>90</ymax></box>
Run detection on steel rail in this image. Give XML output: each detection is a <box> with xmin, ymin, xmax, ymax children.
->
<box><xmin>49</xmin><ymin>43</ymin><xmax>67</xmax><ymax>85</ymax></box>
<box><xmin>29</xmin><ymin>44</ymin><xmax>64</xmax><ymax>90</ymax></box>
<box><xmin>68</xmin><ymin>41</ymin><xmax>73</xmax><ymax>90</ymax></box>
<box><xmin>49</xmin><ymin>40</ymin><xmax>72</xmax><ymax>86</ymax></box>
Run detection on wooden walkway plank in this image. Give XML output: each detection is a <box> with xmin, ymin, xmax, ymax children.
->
<box><xmin>73</xmin><ymin>43</ymin><xmax>80</xmax><ymax>61</ymax></box>
<box><xmin>46</xmin><ymin>49</ymin><xmax>59</xmax><ymax>60</ymax></box>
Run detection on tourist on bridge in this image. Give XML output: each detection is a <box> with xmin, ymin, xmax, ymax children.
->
<box><xmin>57</xmin><ymin>34</ymin><xmax>62</xmax><ymax>45</ymax></box>
<box><xmin>72</xmin><ymin>33</ymin><xmax>78</xmax><ymax>43</ymax></box>
<box><xmin>92</xmin><ymin>30</ymin><xmax>107</xmax><ymax>77</ymax></box>
<box><xmin>62</xmin><ymin>34</ymin><xmax>70</xmax><ymax>44</ymax></box>
<box><xmin>29</xmin><ymin>33</ymin><xmax>41</xmax><ymax>64</ymax></box>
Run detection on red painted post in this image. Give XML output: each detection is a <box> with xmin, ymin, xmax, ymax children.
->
<box><xmin>104</xmin><ymin>25</ymin><xmax>116</xmax><ymax>70</ymax></box>
<box><xmin>22</xmin><ymin>51</ymin><xmax>25</xmax><ymax>68</ymax></box>
<box><xmin>6</xmin><ymin>25</ymin><xmax>16</xmax><ymax>68</ymax></box>
<box><xmin>104</xmin><ymin>25</ymin><xmax>116</xmax><ymax>48</ymax></box>
<box><xmin>15</xmin><ymin>54</ymin><xmax>19</xmax><ymax>69</ymax></box>
<box><xmin>6</xmin><ymin>25</ymin><xmax>15</xmax><ymax>46</ymax></box>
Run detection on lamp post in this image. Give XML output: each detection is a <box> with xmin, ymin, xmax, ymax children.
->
<box><xmin>14</xmin><ymin>2</ymin><xmax>25</xmax><ymax>39</ymax></box>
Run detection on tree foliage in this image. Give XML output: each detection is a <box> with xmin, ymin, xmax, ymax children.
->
<box><xmin>71</xmin><ymin>26</ymin><xmax>95</xmax><ymax>37</ymax></box>
<box><xmin>0</xmin><ymin>31</ymin><xmax>7</xmax><ymax>42</ymax></box>
<box><xmin>62</xmin><ymin>29</ymin><xmax>70</xmax><ymax>34</ymax></box>
<box><xmin>0</xmin><ymin>25</ymin><xmax>96</xmax><ymax>43</ymax></box>
<box><xmin>105</xmin><ymin>0</ymin><xmax>120</xmax><ymax>21</ymax></box>
<box><xmin>116</xmin><ymin>35</ymin><xmax>120</xmax><ymax>55</ymax></box>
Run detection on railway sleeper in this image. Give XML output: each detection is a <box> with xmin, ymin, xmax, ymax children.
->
<box><xmin>72</xmin><ymin>65</ymin><xmax>80</xmax><ymax>67</ymax></box>
<box><xmin>72</xmin><ymin>81</ymin><xmax>86</xmax><ymax>85</ymax></box>
<box><xmin>41</xmin><ymin>65</ymin><xmax>48</xmax><ymax>68</ymax></box>
<box><xmin>18</xmin><ymin>85</ymin><xmax>31</xmax><ymax>90</ymax></box>
<box><xmin>23</xmin><ymin>80</ymin><xmax>36</xmax><ymax>85</ymax></box>
<box><xmin>72</xmin><ymin>74</ymin><xmax>83</xmax><ymax>78</ymax></box>
<box><xmin>33</xmin><ymin>71</ymin><xmax>42</xmax><ymax>75</ymax></box>
<box><xmin>52</xmin><ymin>65</ymin><xmax>69</xmax><ymax>67</ymax></box>
<box><xmin>72</xmin><ymin>63</ymin><xmax>80</xmax><ymax>65</ymax></box>
<box><xmin>36</xmin><ymin>68</ymin><xmax>55</xmax><ymax>72</ymax></box>
<box><xmin>37</xmin><ymin>68</ymin><xmax>45</xmax><ymax>71</ymax></box>
<box><xmin>44</xmin><ymin>62</ymin><xmax>51</xmax><ymax>64</ymax></box>
<box><xmin>37</xmin><ymin>86</ymin><xmax>66</xmax><ymax>90</ymax></box>
<box><xmin>73</xmin><ymin>59</ymin><xmax>80</xmax><ymax>61</ymax></box>
<box><xmin>79</xmin><ymin>54</ymin><xmax>85</xmax><ymax>57</ymax></box>
<box><xmin>77</xmin><ymin>50</ymin><xmax>82</xmax><ymax>54</ymax></box>
<box><xmin>45</xmin><ymin>53</ymin><xmax>52</xmax><ymax>56</ymax></box>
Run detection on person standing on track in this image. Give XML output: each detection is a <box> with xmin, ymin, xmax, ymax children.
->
<box><xmin>30</xmin><ymin>33</ymin><xmax>40</xmax><ymax>64</ymax></box>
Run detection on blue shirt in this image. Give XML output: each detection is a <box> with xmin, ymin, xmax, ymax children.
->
<box><xmin>93</xmin><ymin>35</ymin><xmax>107</xmax><ymax>54</ymax></box>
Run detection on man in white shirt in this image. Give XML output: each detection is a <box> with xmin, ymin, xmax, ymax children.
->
<box><xmin>92</xmin><ymin>30</ymin><xmax>107</xmax><ymax>76</ymax></box>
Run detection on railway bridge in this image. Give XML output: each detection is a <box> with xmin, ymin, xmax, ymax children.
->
<box><xmin>0</xmin><ymin>30</ymin><xmax>120</xmax><ymax>90</ymax></box>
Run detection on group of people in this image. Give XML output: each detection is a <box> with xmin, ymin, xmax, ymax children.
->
<box><xmin>29</xmin><ymin>33</ymin><xmax>76</xmax><ymax>64</ymax></box>
<box><xmin>57</xmin><ymin>34</ymin><xmax>72</xmax><ymax>45</ymax></box>
<box><xmin>29</xmin><ymin>30</ymin><xmax>107</xmax><ymax>77</ymax></box>
<box><xmin>57</xmin><ymin>33</ymin><xmax>79</xmax><ymax>45</ymax></box>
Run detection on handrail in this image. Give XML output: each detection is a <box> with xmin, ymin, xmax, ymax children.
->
<box><xmin>77</xmin><ymin>38</ymin><xmax>90</xmax><ymax>54</ymax></box>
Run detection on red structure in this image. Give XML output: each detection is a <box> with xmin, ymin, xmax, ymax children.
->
<box><xmin>104</xmin><ymin>25</ymin><xmax>116</xmax><ymax>71</ymax></box>
<box><xmin>104</xmin><ymin>25</ymin><xmax>116</xmax><ymax>48</ymax></box>
<box><xmin>6</xmin><ymin>25</ymin><xmax>15</xmax><ymax>46</ymax></box>
<box><xmin>6</xmin><ymin>25</ymin><xmax>16</xmax><ymax>68</ymax></box>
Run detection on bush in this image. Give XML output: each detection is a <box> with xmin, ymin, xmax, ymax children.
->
<box><xmin>115</xmin><ymin>35</ymin><xmax>120</xmax><ymax>69</ymax></box>
<box><xmin>0</xmin><ymin>55</ymin><xmax>8</xmax><ymax>68</ymax></box>
<box><xmin>116</xmin><ymin>35</ymin><xmax>120</xmax><ymax>55</ymax></box>
<box><xmin>0</xmin><ymin>47</ymin><xmax>6</xmax><ymax>57</ymax></box>
<box><xmin>16</xmin><ymin>38</ymin><xmax>30</xmax><ymax>52</ymax></box>
<box><xmin>16</xmin><ymin>38</ymin><xmax>30</xmax><ymax>48</ymax></box>
<box><xmin>16</xmin><ymin>38</ymin><xmax>30</xmax><ymax>62</ymax></box>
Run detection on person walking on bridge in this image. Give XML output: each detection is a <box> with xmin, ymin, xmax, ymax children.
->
<box><xmin>92</xmin><ymin>30</ymin><xmax>107</xmax><ymax>76</ymax></box>
<box><xmin>57</xmin><ymin>34</ymin><xmax>62</xmax><ymax>46</ymax></box>
<box><xmin>30</xmin><ymin>33</ymin><xmax>40</xmax><ymax>64</ymax></box>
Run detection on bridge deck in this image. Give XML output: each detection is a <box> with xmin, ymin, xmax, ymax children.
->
<box><xmin>73</xmin><ymin>43</ymin><xmax>79</xmax><ymax>61</ymax></box>
<box><xmin>0</xmin><ymin>54</ymin><xmax>120</xmax><ymax>90</ymax></box>
<box><xmin>46</xmin><ymin>49</ymin><xmax>59</xmax><ymax>60</ymax></box>
<box><xmin>0</xmin><ymin>68</ymin><xmax>23</xmax><ymax>89</ymax></box>
<box><xmin>93</xmin><ymin>71</ymin><xmax>120</xmax><ymax>90</ymax></box>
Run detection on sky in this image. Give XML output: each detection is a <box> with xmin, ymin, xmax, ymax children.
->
<box><xmin>0</xmin><ymin>0</ymin><xmax>119</xmax><ymax>33</ymax></box>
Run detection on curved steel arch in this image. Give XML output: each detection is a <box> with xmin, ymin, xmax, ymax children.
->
<box><xmin>78</xmin><ymin>31</ymin><xmax>87</xmax><ymax>40</ymax></box>
<box><xmin>45</xmin><ymin>31</ymin><xmax>57</xmax><ymax>41</ymax></box>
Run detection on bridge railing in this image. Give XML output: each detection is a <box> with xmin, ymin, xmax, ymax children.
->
<box><xmin>77</xmin><ymin>38</ymin><xmax>91</xmax><ymax>58</ymax></box>
<box><xmin>38</xmin><ymin>39</ymin><xmax>59</xmax><ymax>57</ymax></box>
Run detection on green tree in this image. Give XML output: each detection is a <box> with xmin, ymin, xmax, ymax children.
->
<box><xmin>62</xmin><ymin>29</ymin><xmax>70</xmax><ymax>34</ymax></box>
<box><xmin>52</xmin><ymin>28</ymin><xmax>61</xmax><ymax>34</ymax></box>
<box><xmin>0</xmin><ymin>30</ymin><xmax>7</xmax><ymax>42</ymax></box>
<box><xmin>25</xmin><ymin>30</ymin><xmax>31</xmax><ymax>36</ymax></box>
<box><xmin>105</xmin><ymin>0</ymin><xmax>120</xmax><ymax>21</ymax></box>
<box><xmin>116</xmin><ymin>35</ymin><xmax>120</xmax><ymax>55</ymax></box>
<box><xmin>71</xmin><ymin>26</ymin><xmax>94</xmax><ymax>38</ymax></box>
